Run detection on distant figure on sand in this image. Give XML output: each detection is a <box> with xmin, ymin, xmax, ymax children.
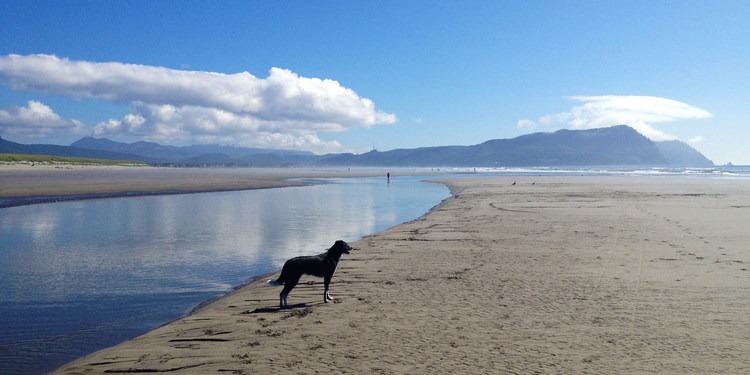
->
<box><xmin>387</xmin><ymin>172</ymin><xmax>391</xmax><ymax>183</ymax></box>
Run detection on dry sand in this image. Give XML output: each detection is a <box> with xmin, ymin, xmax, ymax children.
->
<box><xmin>44</xmin><ymin>176</ymin><xmax>750</xmax><ymax>374</ymax></box>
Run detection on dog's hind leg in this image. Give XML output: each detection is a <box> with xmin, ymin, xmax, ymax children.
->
<box><xmin>279</xmin><ymin>292</ymin><xmax>288</xmax><ymax>309</ymax></box>
<box><xmin>279</xmin><ymin>286</ymin><xmax>291</xmax><ymax>309</ymax></box>
<box><xmin>279</xmin><ymin>275</ymin><xmax>300</xmax><ymax>309</ymax></box>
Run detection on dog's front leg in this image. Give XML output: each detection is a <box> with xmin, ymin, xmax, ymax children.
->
<box><xmin>323</xmin><ymin>275</ymin><xmax>333</xmax><ymax>303</ymax></box>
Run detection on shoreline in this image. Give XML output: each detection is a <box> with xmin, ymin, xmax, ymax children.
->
<box><xmin>52</xmin><ymin>176</ymin><xmax>750</xmax><ymax>374</ymax></box>
<box><xmin>0</xmin><ymin>165</ymin><xmax>443</xmax><ymax>209</ymax></box>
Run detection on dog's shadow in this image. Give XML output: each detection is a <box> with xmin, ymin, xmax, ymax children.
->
<box><xmin>248</xmin><ymin>303</ymin><xmax>309</xmax><ymax>314</ymax></box>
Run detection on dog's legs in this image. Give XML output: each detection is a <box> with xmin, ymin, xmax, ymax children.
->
<box><xmin>323</xmin><ymin>275</ymin><xmax>333</xmax><ymax>303</ymax></box>
<box><xmin>279</xmin><ymin>276</ymin><xmax>300</xmax><ymax>309</ymax></box>
<box><xmin>280</xmin><ymin>285</ymin><xmax>293</xmax><ymax>308</ymax></box>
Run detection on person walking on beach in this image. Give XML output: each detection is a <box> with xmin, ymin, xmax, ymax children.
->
<box><xmin>387</xmin><ymin>172</ymin><xmax>391</xmax><ymax>183</ymax></box>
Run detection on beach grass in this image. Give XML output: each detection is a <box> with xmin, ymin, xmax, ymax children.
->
<box><xmin>0</xmin><ymin>153</ymin><xmax>147</xmax><ymax>166</ymax></box>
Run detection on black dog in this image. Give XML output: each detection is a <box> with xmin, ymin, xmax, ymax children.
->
<box><xmin>267</xmin><ymin>240</ymin><xmax>352</xmax><ymax>308</ymax></box>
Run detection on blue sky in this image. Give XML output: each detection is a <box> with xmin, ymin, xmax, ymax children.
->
<box><xmin>0</xmin><ymin>1</ymin><xmax>748</xmax><ymax>164</ymax></box>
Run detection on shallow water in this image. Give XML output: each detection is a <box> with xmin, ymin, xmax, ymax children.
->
<box><xmin>0</xmin><ymin>176</ymin><xmax>449</xmax><ymax>375</ymax></box>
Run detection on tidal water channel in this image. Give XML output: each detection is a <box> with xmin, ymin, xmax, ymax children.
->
<box><xmin>0</xmin><ymin>176</ymin><xmax>450</xmax><ymax>374</ymax></box>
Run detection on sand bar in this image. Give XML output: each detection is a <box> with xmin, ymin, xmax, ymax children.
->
<box><xmin>0</xmin><ymin>165</ymin><xmax>428</xmax><ymax>207</ymax></box>
<box><xmin>50</xmin><ymin>176</ymin><xmax>750</xmax><ymax>374</ymax></box>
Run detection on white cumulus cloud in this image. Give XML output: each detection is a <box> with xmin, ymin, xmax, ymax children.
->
<box><xmin>515</xmin><ymin>118</ymin><xmax>536</xmax><ymax>131</ymax></box>
<box><xmin>92</xmin><ymin>102</ymin><xmax>345</xmax><ymax>152</ymax></box>
<box><xmin>688</xmin><ymin>136</ymin><xmax>705</xmax><ymax>145</ymax></box>
<box><xmin>517</xmin><ymin>95</ymin><xmax>712</xmax><ymax>141</ymax></box>
<box><xmin>0</xmin><ymin>100</ymin><xmax>86</xmax><ymax>137</ymax></box>
<box><xmin>0</xmin><ymin>54</ymin><xmax>396</xmax><ymax>152</ymax></box>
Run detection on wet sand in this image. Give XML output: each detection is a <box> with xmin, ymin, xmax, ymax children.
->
<box><xmin>51</xmin><ymin>176</ymin><xmax>750</xmax><ymax>374</ymax></box>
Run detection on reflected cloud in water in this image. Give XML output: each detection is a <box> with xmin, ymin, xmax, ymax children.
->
<box><xmin>0</xmin><ymin>175</ymin><xmax>448</xmax><ymax>374</ymax></box>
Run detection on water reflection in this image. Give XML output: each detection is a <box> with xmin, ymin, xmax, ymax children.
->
<box><xmin>0</xmin><ymin>176</ymin><xmax>448</xmax><ymax>374</ymax></box>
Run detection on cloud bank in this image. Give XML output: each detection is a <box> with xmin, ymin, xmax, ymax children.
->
<box><xmin>0</xmin><ymin>100</ymin><xmax>86</xmax><ymax>137</ymax></box>
<box><xmin>517</xmin><ymin>95</ymin><xmax>711</xmax><ymax>141</ymax></box>
<box><xmin>0</xmin><ymin>54</ymin><xmax>397</xmax><ymax>152</ymax></box>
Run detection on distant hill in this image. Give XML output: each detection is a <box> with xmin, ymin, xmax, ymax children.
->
<box><xmin>1</xmin><ymin>125</ymin><xmax>714</xmax><ymax>167</ymax></box>
<box><xmin>654</xmin><ymin>140</ymin><xmax>714</xmax><ymax>166</ymax></box>
<box><xmin>70</xmin><ymin>137</ymin><xmax>318</xmax><ymax>166</ymax></box>
<box><xmin>0</xmin><ymin>136</ymin><xmax>148</xmax><ymax>162</ymax></box>
<box><xmin>320</xmin><ymin>125</ymin><xmax>714</xmax><ymax>167</ymax></box>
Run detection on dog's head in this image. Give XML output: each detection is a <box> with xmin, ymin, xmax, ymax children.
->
<box><xmin>333</xmin><ymin>240</ymin><xmax>352</xmax><ymax>254</ymax></box>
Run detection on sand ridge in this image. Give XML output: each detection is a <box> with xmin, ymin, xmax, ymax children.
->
<box><xmin>52</xmin><ymin>176</ymin><xmax>750</xmax><ymax>374</ymax></box>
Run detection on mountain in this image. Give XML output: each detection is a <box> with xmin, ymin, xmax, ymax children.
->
<box><xmin>471</xmin><ymin>125</ymin><xmax>665</xmax><ymax>166</ymax></box>
<box><xmin>70</xmin><ymin>137</ymin><xmax>319</xmax><ymax>166</ymax></box>
<box><xmin>655</xmin><ymin>140</ymin><xmax>714</xmax><ymax>166</ymax></box>
<box><xmin>320</xmin><ymin>125</ymin><xmax>713</xmax><ymax>167</ymax></box>
<box><xmin>0</xmin><ymin>136</ymin><xmax>148</xmax><ymax>162</ymax></box>
<box><xmin>1</xmin><ymin>125</ymin><xmax>714</xmax><ymax>167</ymax></box>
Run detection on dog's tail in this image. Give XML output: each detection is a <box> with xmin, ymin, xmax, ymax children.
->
<box><xmin>266</xmin><ymin>278</ymin><xmax>283</xmax><ymax>287</ymax></box>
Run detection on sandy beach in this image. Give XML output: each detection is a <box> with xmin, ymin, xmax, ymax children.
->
<box><xmin>45</xmin><ymin>175</ymin><xmax>750</xmax><ymax>374</ymax></box>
